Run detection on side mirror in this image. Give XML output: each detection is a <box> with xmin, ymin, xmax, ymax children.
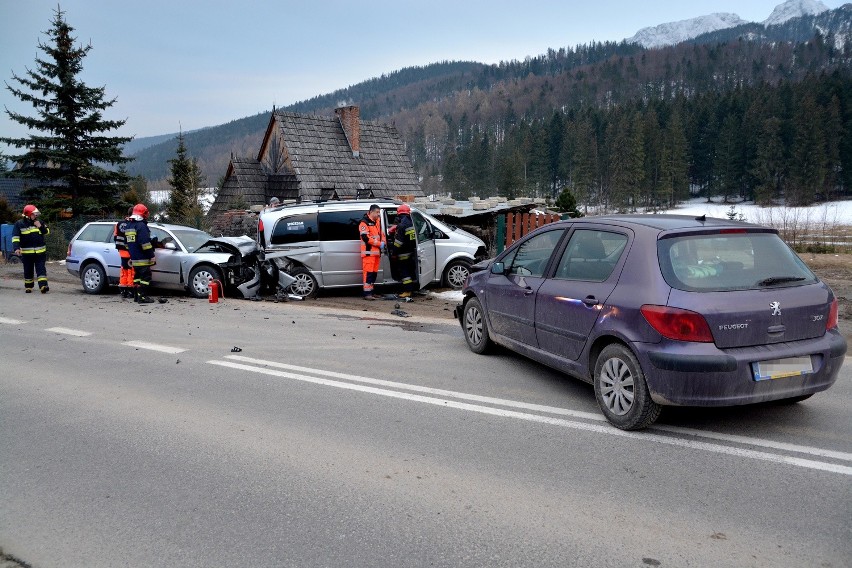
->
<box><xmin>164</xmin><ymin>241</ymin><xmax>178</xmax><ymax>251</ymax></box>
<box><xmin>490</xmin><ymin>261</ymin><xmax>506</xmax><ymax>275</ymax></box>
<box><xmin>433</xmin><ymin>228</ymin><xmax>446</xmax><ymax>239</ymax></box>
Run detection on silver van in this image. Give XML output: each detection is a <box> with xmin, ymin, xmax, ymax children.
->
<box><xmin>257</xmin><ymin>199</ymin><xmax>487</xmax><ymax>297</ymax></box>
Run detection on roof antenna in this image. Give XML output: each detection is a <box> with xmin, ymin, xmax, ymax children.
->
<box><xmin>695</xmin><ymin>214</ymin><xmax>706</xmax><ymax>223</ymax></box>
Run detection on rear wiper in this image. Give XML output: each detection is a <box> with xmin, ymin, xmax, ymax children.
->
<box><xmin>757</xmin><ymin>276</ymin><xmax>806</xmax><ymax>286</ymax></box>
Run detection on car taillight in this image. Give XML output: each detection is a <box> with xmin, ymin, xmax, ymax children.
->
<box><xmin>827</xmin><ymin>298</ymin><xmax>839</xmax><ymax>331</ymax></box>
<box><xmin>258</xmin><ymin>219</ymin><xmax>264</xmax><ymax>232</ymax></box>
<box><xmin>67</xmin><ymin>242</ymin><xmax>72</xmax><ymax>256</ymax></box>
<box><xmin>640</xmin><ymin>305</ymin><xmax>714</xmax><ymax>343</ymax></box>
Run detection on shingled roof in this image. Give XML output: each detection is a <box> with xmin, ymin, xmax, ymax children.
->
<box><xmin>210</xmin><ymin>106</ymin><xmax>423</xmax><ymax>214</ymax></box>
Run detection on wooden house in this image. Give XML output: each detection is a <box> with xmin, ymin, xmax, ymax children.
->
<box><xmin>210</xmin><ymin>105</ymin><xmax>424</xmax><ymax>214</ymax></box>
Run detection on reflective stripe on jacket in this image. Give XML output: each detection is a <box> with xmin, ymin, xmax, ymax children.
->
<box><xmin>392</xmin><ymin>214</ymin><xmax>416</xmax><ymax>258</ymax></box>
<box><xmin>359</xmin><ymin>214</ymin><xmax>386</xmax><ymax>257</ymax></box>
<box><xmin>12</xmin><ymin>218</ymin><xmax>49</xmax><ymax>254</ymax></box>
<box><xmin>125</xmin><ymin>219</ymin><xmax>156</xmax><ymax>264</ymax></box>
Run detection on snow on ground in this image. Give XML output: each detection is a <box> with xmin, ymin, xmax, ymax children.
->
<box><xmin>655</xmin><ymin>198</ymin><xmax>852</xmax><ymax>225</ymax></box>
<box><xmin>430</xmin><ymin>289</ymin><xmax>464</xmax><ymax>302</ymax></box>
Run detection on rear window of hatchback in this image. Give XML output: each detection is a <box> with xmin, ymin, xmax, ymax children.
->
<box><xmin>657</xmin><ymin>231</ymin><xmax>817</xmax><ymax>292</ymax></box>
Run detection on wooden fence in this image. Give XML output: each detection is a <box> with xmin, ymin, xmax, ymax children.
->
<box><xmin>496</xmin><ymin>212</ymin><xmax>566</xmax><ymax>253</ymax></box>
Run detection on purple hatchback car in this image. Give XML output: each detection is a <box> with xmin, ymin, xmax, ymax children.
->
<box><xmin>455</xmin><ymin>215</ymin><xmax>847</xmax><ymax>430</ymax></box>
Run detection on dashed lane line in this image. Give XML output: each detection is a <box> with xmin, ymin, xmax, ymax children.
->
<box><xmin>46</xmin><ymin>327</ymin><xmax>92</xmax><ymax>337</ymax></box>
<box><xmin>122</xmin><ymin>340</ymin><xmax>187</xmax><ymax>354</ymax></box>
<box><xmin>209</xmin><ymin>356</ymin><xmax>852</xmax><ymax>477</ymax></box>
<box><xmin>0</xmin><ymin>317</ymin><xmax>26</xmax><ymax>325</ymax></box>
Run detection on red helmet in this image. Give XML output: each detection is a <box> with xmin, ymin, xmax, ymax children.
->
<box><xmin>397</xmin><ymin>203</ymin><xmax>411</xmax><ymax>215</ymax></box>
<box><xmin>23</xmin><ymin>204</ymin><xmax>39</xmax><ymax>217</ymax></box>
<box><xmin>132</xmin><ymin>203</ymin><xmax>149</xmax><ymax>219</ymax></box>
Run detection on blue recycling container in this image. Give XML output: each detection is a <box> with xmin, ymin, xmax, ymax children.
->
<box><xmin>1</xmin><ymin>223</ymin><xmax>19</xmax><ymax>262</ymax></box>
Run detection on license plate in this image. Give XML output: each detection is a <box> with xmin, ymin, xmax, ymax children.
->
<box><xmin>752</xmin><ymin>357</ymin><xmax>813</xmax><ymax>381</ymax></box>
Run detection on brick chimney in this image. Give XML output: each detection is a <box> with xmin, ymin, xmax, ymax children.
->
<box><xmin>335</xmin><ymin>105</ymin><xmax>360</xmax><ymax>157</ymax></box>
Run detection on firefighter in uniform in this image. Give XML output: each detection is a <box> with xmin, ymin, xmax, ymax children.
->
<box><xmin>359</xmin><ymin>204</ymin><xmax>386</xmax><ymax>300</ymax></box>
<box><xmin>125</xmin><ymin>203</ymin><xmax>157</xmax><ymax>304</ymax></box>
<box><xmin>114</xmin><ymin>207</ymin><xmax>135</xmax><ymax>298</ymax></box>
<box><xmin>391</xmin><ymin>203</ymin><xmax>417</xmax><ymax>300</ymax></box>
<box><xmin>12</xmin><ymin>204</ymin><xmax>50</xmax><ymax>293</ymax></box>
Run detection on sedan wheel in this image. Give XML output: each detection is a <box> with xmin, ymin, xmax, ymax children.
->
<box><xmin>594</xmin><ymin>344</ymin><xmax>661</xmax><ymax>430</ymax></box>
<box><xmin>188</xmin><ymin>265</ymin><xmax>221</xmax><ymax>298</ymax></box>
<box><xmin>81</xmin><ymin>262</ymin><xmax>107</xmax><ymax>294</ymax></box>
<box><xmin>462</xmin><ymin>297</ymin><xmax>492</xmax><ymax>354</ymax></box>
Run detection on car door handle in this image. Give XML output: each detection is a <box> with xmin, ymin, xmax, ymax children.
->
<box><xmin>524</xmin><ymin>287</ymin><xmax>534</xmax><ymax>296</ymax></box>
<box><xmin>583</xmin><ymin>296</ymin><xmax>599</xmax><ymax>306</ymax></box>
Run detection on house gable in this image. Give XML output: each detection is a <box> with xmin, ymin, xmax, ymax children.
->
<box><xmin>210</xmin><ymin>106</ymin><xmax>423</xmax><ymax>214</ymax></box>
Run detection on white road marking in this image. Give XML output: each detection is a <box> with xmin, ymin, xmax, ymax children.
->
<box><xmin>210</xmin><ymin>356</ymin><xmax>852</xmax><ymax>476</ymax></box>
<box><xmin>225</xmin><ymin>355</ymin><xmax>852</xmax><ymax>463</ymax></box>
<box><xmin>123</xmin><ymin>340</ymin><xmax>186</xmax><ymax>354</ymax></box>
<box><xmin>46</xmin><ymin>327</ymin><xmax>92</xmax><ymax>337</ymax></box>
<box><xmin>0</xmin><ymin>317</ymin><xmax>26</xmax><ymax>325</ymax></box>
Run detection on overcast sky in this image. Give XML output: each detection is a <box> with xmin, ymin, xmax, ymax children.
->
<box><xmin>0</xmin><ymin>0</ymin><xmax>845</xmax><ymax>146</ymax></box>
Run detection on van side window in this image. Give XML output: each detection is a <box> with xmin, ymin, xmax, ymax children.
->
<box><xmin>411</xmin><ymin>212</ymin><xmax>433</xmax><ymax>242</ymax></box>
<box><xmin>318</xmin><ymin>211</ymin><xmax>363</xmax><ymax>242</ymax></box>
<box><xmin>271</xmin><ymin>213</ymin><xmax>319</xmax><ymax>245</ymax></box>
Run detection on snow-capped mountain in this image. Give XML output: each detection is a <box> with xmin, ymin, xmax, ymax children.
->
<box><xmin>627</xmin><ymin>0</ymin><xmax>831</xmax><ymax>48</ymax></box>
<box><xmin>764</xmin><ymin>0</ymin><xmax>829</xmax><ymax>26</ymax></box>
<box><xmin>627</xmin><ymin>13</ymin><xmax>747</xmax><ymax>49</ymax></box>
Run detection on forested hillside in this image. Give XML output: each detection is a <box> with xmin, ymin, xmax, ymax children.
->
<box><xmin>127</xmin><ymin>6</ymin><xmax>852</xmax><ymax>209</ymax></box>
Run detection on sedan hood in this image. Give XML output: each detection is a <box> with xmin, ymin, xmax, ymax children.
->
<box><xmin>196</xmin><ymin>236</ymin><xmax>260</xmax><ymax>257</ymax></box>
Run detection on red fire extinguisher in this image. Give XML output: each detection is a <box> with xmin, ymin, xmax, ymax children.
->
<box><xmin>209</xmin><ymin>280</ymin><xmax>219</xmax><ymax>303</ymax></box>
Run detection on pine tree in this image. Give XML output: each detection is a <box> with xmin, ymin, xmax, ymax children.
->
<box><xmin>751</xmin><ymin>117</ymin><xmax>786</xmax><ymax>205</ymax></box>
<box><xmin>571</xmin><ymin>115</ymin><xmax>599</xmax><ymax>212</ymax></box>
<box><xmin>1</xmin><ymin>7</ymin><xmax>131</xmax><ymax>218</ymax></box>
<box><xmin>166</xmin><ymin>132</ymin><xmax>204</xmax><ymax>222</ymax></box>
<box><xmin>659</xmin><ymin>108</ymin><xmax>689</xmax><ymax>208</ymax></box>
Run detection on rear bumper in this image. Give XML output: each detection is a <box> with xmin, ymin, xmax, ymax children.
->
<box><xmin>634</xmin><ymin>330</ymin><xmax>847</xmax><ymax>406</ymax></box>
<box><xmin>65</xmin><ymin>257</ymin><xmax>80</xmax><ymax>276</ymax></box>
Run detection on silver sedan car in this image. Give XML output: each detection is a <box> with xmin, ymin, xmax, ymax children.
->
<box><xmin>66</xmin><ymin>221</ymin><xmax>262</xmax><ymax>298</ymax></box>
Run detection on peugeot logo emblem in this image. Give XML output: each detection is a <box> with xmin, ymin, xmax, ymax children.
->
<box><xmin>770</xmin><ymin>301</ymin><xmax>781</xmax><ymax>316</ymax></box>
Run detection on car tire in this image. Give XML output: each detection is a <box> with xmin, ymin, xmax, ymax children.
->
<box><xmin>462</xmin><ymin>297</ymin><xmax>492</xmax><ymax>354</ymax></box>
<box><xmin>594</xmin><ymin>344</ymin><xmax>662</xmax><ymax>430</ymax></box>
<box><xmin>188</xmin><ymin>265</ymin><xmax>222</xmax><ymax>299</ymax></box>
<box><xmin>288</xmin><ymin>266</ymin><xmax>319</xmax><ymax>298</ymax></box>
<box><xmin>442</xmin><ymin>259</ymin><xmax>472</xmax><ymax>289</ymax></box>
<box><xmin>81</xmin><ymin>262</ymin><xmax>107</xmax><ymax>294</ymax></box>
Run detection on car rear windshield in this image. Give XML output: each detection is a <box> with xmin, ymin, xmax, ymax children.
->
<box><xmin>657</xmin><ymin>231</ymin><xmax>817</xmax><ymax>292</ymax></box>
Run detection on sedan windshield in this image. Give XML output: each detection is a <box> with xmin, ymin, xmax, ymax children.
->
<box><xmin>657</xmin><ymin>232</ymin><xmax>817</xmax><ymax>291</ymax></box>
<box><xmin>172</xmin><ymin>229</ymin><xmax>213</xmax><ymax>253</ymax></box>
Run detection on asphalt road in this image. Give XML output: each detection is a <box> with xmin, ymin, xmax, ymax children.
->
<box><xmin>1</xmin><ymin>285</ymin><xmax>850</xmax><ymax>567</ymax></box>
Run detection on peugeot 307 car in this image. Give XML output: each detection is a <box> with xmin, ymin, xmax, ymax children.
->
<box><xmin>66</xmin><ymin>221</ymin><xmax>263</xmax><ymax>298</ymax></box>
<box><xmin>455</xmin><ymin>214</ymin><xmax>847</xmax><ymax>430</ymax></box>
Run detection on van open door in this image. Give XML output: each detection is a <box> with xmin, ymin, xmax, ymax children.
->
<box><xmin>411</xmin><ymin>210</ymin><xmax>436</xmax><ymax>289</ymax></box>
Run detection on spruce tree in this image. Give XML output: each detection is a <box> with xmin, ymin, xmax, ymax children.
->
<box><xmin>1</xmin><ymin>7</ymin><xmax>132</xmax><ymax>218</ymax></box>
<box><xmin>166</xmin><ymin>132</ymin><xmax>204</xmax><ymax>223</ymax></box>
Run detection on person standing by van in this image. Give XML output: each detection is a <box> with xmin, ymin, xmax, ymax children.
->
<box><xmin>391</xmin><ymin>203</ymin><xmax>417</xmax><ymax>299</ymax></box>
<box><xmin>359</xmin><ymin>204</ymin><xmax>386</xmax><ymax>300</ymax></box>
<box><xmin>12</xmin><ymin>204</ymin><xmax>49</xmax><ymax>293</ymax></box>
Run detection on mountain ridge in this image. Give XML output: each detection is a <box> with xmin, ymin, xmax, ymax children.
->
<box><xmin>125</xmin><ymin>3</ymin><xmax>852</xmax><ymax>195</ymax></box>
<box><xmin>626</xmin><ymin>0</ymin><xmax>830</xmax><ymax>48</ymax></box>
